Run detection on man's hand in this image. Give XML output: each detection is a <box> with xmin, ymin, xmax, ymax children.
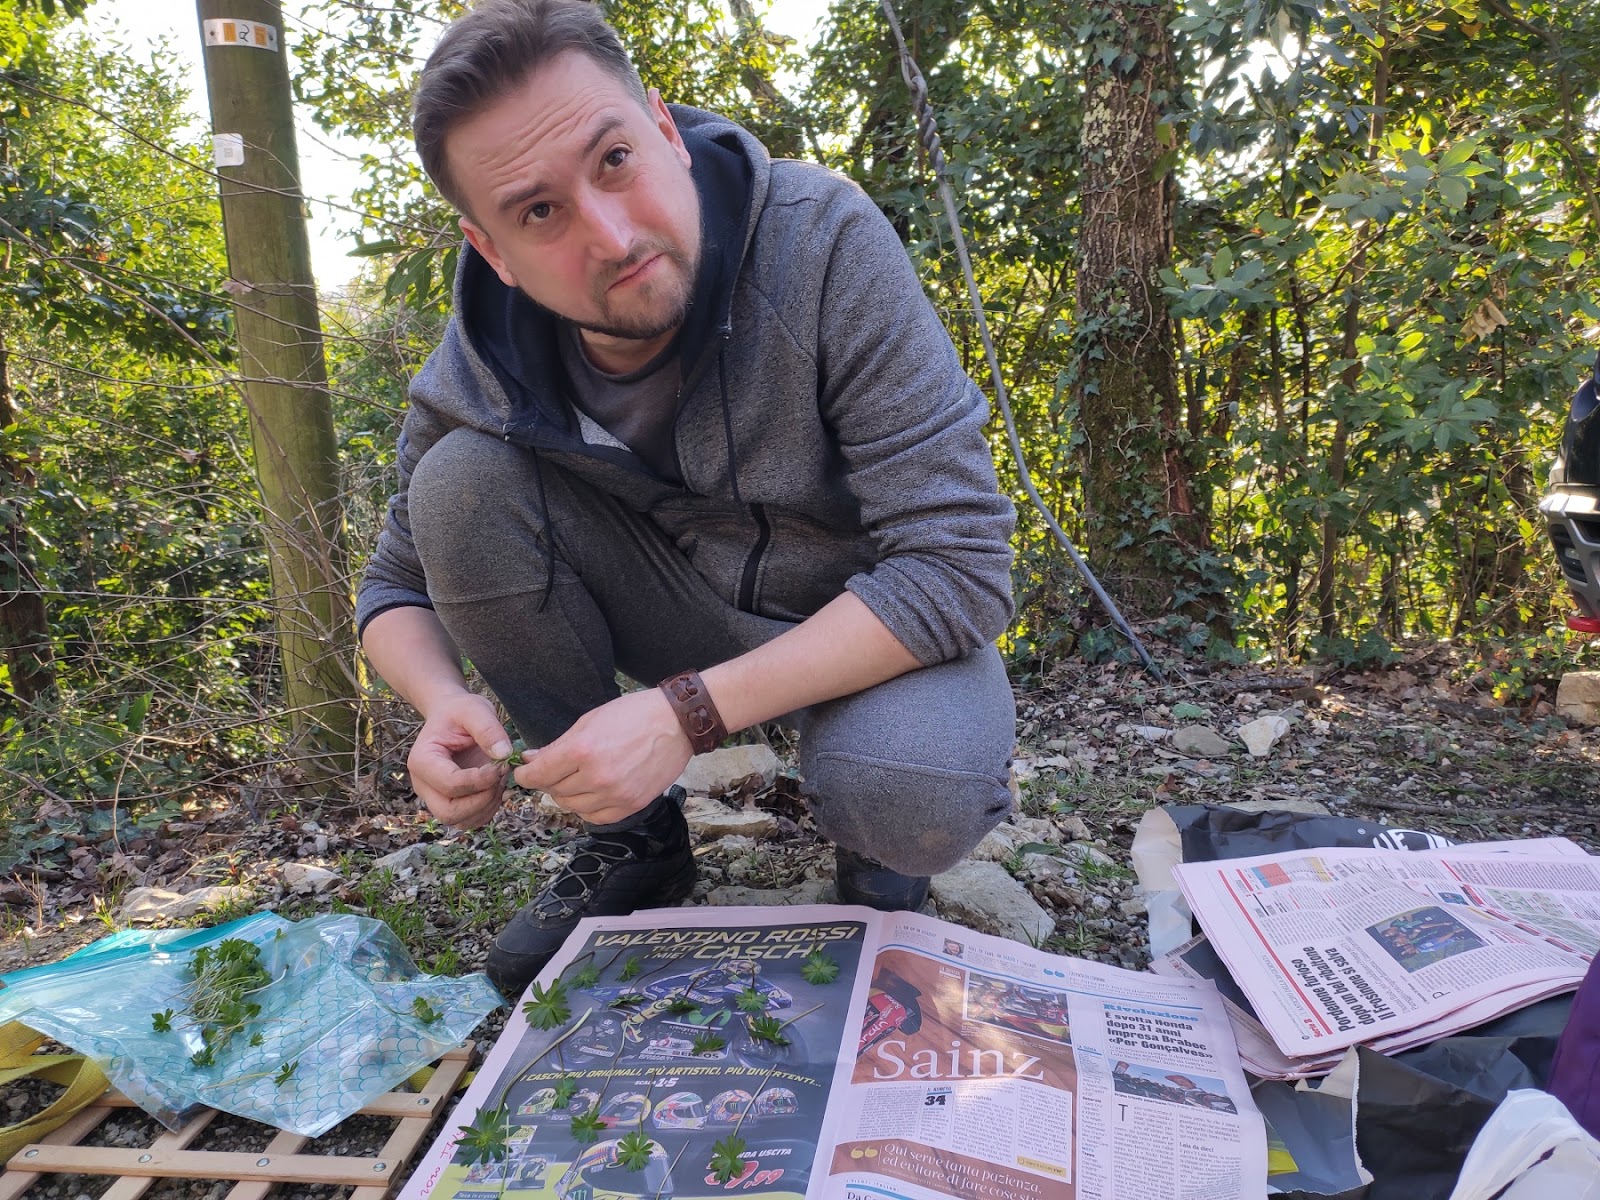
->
<box><xmin>408</xmin><ymin>691</ymin><xmax>514</xmax><ymax>829</ymax></box>
<box><xmin>514</xmin><ymin>688</ymin><xmax>691</xmax><ymax>826</ymax></box>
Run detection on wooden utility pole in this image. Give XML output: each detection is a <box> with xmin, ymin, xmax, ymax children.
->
<box><xmin>196</xmin><ymin>0</ymin><xmax>355</xmax><ymax>769</ymax></box>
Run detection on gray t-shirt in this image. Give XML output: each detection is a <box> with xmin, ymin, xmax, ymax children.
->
<box><xmin>558</xmin><ymin>323</ymin><xmax>682</xmax><ymax>482</ymax></box>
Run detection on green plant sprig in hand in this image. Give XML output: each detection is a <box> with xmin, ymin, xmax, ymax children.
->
<box><xmin>492</xmin><ymin>738</ymin><xmax>527</xmax><ymax>769</ymax></box>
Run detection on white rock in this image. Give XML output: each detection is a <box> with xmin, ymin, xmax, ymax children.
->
<box><xmin>714</xmin><ymin>835</ymin><xmax>758</xmax><ymax>856</ymax></box>
<box><xmin>1132</xmin><ymin>725</ymin><xmax>1172</xmax><ymax>742</ymax></box>
<box><xmin>674</xmin><ymin>744</ymin><xmax>780</xmax><ymax>796</ymax></box>
<box><xmin>1055</xmin><ymin>814</ymin><xmax>1092</xmax><ymax>842</ymax></box>
<box><xmin>972</xmin><ymin>816</ymin><xmax>1059</xmax><ymax>862</ymax></box>
<box><xmin>682</xmin><ymin>796</ymin><xmax>778</xmax><ymax>840</ymax></box>
<box><xmin>281</xmin><ymin>864</ymin><xmax>342</xmax><ymax>894</ymax></box>
<box><xmin>1171</xmin><ymin>725</ymin><xmax>1236</xmax><ymax>759</ymax></box>
<box><xmin>118</xmin><ymin>885</ymin><xmax>252</xmax><ymax>923</ymax></box>
<box><xmin>1058</xmin><ymin>842</ymin><xmax>1119</xmax><ymax>870</ymax></box>
<box><xmin>1016</xmin><ymin>851</ymin><xmax>1064</xmax><ymax>882</ymax></box>
<box><xmin>930</xmin><ymin>861</ymin><xmax>1055</xmax><ymax>946</ymax></box>
<box><xmin>1557</xmin><ymin>672</ymin><xmax>1600</xmax><ymax>726</ymax></box>
<box><xmin>372</xmin><ymin>845</ymin><xmax>425</xmax><ymax>873</ymax></box>
<box><xmin>706</xmin><ymin>880</ymin><xmax>832</xmax><ymax>907</ymax></box>
<box><xmin>1238</xmin><ymin>713</ymin><xmax>1291</xmax><ymax>758</ymax></box>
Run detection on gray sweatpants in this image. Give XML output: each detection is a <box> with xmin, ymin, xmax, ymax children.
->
<box><xmin>406</xmin><ymin>429</ymin><xmax>1015</xmax><ymax>876</ymax></box>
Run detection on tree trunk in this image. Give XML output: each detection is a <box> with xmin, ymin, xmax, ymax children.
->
<box><xmin>198</xmin><ymin>0</ymin><xmax>355</xmax><ymax>768</ymax></box>
<box><xmin>1316</xmin><ymin>5</ymin><xmax>1391</xmax><ymax>642</ymax></box>
<box><xmin>0</xmin><ymin>328</ymin><xmax>56</xmax><ymax>704</ymax></box>
<box><xmin>1069</xmin><ymin>0</ymin><xmax>1207</xmax><ymax>620</ymax></box>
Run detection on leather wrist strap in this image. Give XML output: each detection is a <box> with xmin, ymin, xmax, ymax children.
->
<box><xmin>658</xmin><ymin>670</ymin><xmax>727</xmax><ymax>755</ymax></box>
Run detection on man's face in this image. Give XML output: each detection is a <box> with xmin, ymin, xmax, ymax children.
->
<box><xmin>450</xmin><ymin>52</ymin><xmax>702</xmax><ymax>366</ymax></box>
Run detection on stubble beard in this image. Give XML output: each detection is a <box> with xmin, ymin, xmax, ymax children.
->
<box><xmin>570</xmin><ymin>239</ymin><xmax>699</xmax><ymax>343</ymax></box>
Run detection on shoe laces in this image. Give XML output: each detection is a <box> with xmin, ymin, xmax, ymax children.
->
<box><xmin>536</xmin><ymin>830</ymin><xmax>653</xmax><ymax>919</ymax></box>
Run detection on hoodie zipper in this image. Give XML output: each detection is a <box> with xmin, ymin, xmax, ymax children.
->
<box><xmin>738</xmin><ymin>503</ymin><xmax>770</xmax><ymax>612</ymax></box>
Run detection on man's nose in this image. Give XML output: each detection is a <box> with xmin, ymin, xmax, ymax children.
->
<box><xmin>581</xmin><ymin>189</ymin><xmax>633</xmax><ymax>260</ymax></box>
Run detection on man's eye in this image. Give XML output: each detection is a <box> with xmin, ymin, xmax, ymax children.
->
<box><xmin>603</xmin><ymin>147</ymin><xmax>630</xmax><ymax>169</ymax></box>
<box><xmin>527</xmin><ymin>202</ymin><xmax>552</xmax><ymax>222</ymax></box>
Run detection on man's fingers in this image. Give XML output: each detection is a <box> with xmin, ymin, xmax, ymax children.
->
<box><xmin>515</xmin><ymin>743</ymin><xmax>578</xmax><ymax>792</ymax></box>
<box><xmin>462</xmin><ymin>709</ymin><xmax>513</xmax><ymax>762</ymax></box>
<box><xmin>414</xmin><ymin>745</ymin><xmax>506</xmax><ymax>800</ymax></box>
<box><xmin>426</xmin><ymin>788</ymin><xmax>502</xmax><ymax>830</ymax></box>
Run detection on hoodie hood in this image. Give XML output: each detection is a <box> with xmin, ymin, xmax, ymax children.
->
<box><xmin>452</xmin><ymin>105</ymin><xmax>769</xmax><ymax>437</ymax></box>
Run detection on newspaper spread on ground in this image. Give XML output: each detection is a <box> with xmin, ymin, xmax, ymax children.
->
<box><xmin>1170</xmin><ymin>837</ymin><xmax>1600</xmax><ymax>1060</ymax></box>
<box><xmin>399</xmin><ymin>904</ymin><xmax>1266</xmax><ymax>1200</ymax></box>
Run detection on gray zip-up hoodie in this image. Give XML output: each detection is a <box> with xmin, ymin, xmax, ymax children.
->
<box><xmin>357</xmin><ymin>107</ymin><xmax>1015</xmax><ymax>667</ymax></box>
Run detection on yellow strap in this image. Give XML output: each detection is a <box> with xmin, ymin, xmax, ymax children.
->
<box><xmin>0</xmin><ymin>1023</ymin><xmax>46</xmax><ymax>1063</ymax></box>
<box><xmin>0</xmin><ymin>1021</ymin><xmax>110</xmax><ymax>1160</ymax></box>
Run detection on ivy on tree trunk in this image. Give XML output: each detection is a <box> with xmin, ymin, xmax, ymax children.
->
<box><xmin>1069</xmin><ymin>0</ymin><xmax>1210</xmax><ymax>623</ymax></box>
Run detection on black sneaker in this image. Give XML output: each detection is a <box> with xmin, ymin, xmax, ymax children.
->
<box><xmin>485</xmin><ymin>789</ymin><xmax>696</xmax><ymax>1000</ymax></box>
<box><xmin>835</xmin><ymin>846</ymin><xmax>931</xmax><ymax>912</ymax></box>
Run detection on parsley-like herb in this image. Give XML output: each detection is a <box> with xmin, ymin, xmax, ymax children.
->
<box><xmin>746</xmin><ymin>1014</ymin><xmax>789</xmax><ymax>1046</ymax></box>
<box><xmin>615</xmin><ymin>1130</ymin><xmax>655</xmax><ymax>1172</ymax></box>
<box><xmin>151</xmin><ymin>1009</ymin><xmax>174</xmax><ymax>1033</ymax></box>
<box><xmin>522</xmin><ymin>980</ymin><xmax>571</xmax><ymax>1030</ymax></box>
<box><xmin>801</xmin><ymin>946</ymin><xmax>840</xmax><ymax>985</ymax></box>
<box><xmin>619</xmin><ymin>956</ymin><xmax>642</xmax><ymax>981</ymax></box>
<box><xmin>691</xmin><ymin>1031</ymin><xmax>726</xmax><ymax>1056</ymax></box>
<box><xmin>273</xmin><ymin>1060</ymin><xmax>298</xmax><ymax>1086</ymax></box>
<box><xmin>709</xmin><ymin>1135</ymin><xmax>748</xmax><ymax>1184</ymax></box>
<box><xmin>570</xmin><ymin>1105</ymin><xmax>605</xmax><ymax>1145</ymax></box>
<box><xmin>455</xmin><ymin>1102</ymin><xmax>513</xmax><ymax>1166</ymax></box>
<box><xmin>665</xmin><ymin>996</ymin><xmax>698</xmax><ymax>1016</ymax></box>
<box><xmin>552</xmin><ymin>1074</ymin><xmax>579</xmax><ymax>1106</ymax></box>
<box><xmin>412</xmin><ymin>996</ymin><xmax>445</xmax><ymax>1024</ymax></box>
<box><xmin>734</xmin><ymin>986</ymin><xmax>767</xmax><ymax>1014</ymax></box>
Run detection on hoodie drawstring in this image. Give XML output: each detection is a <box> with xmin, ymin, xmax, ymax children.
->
<box><xmin>506</xmin><ymin>421</ymin><xmax>558</xmax><ymax>613</ymax></box>
<box><xmin>716</xmin><ymin>347</ymin><xmax>744</xmax><ymax>508</ymax></box>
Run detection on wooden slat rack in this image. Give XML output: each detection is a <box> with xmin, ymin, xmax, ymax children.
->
<box><xmin>0</xmin><ymin>1044</ymin><xmax>472</xmax><ymax>1199</ymax></box>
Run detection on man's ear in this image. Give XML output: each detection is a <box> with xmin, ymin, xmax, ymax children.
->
<box><xmin>460</xmin><ymin>217</ymin><xmax>518</xmax><ymax>290</ymax></box>
<box><xmin>648</xmin><ymin>87</ymin><xmax>692</xmax><ymax>170</ymax></box>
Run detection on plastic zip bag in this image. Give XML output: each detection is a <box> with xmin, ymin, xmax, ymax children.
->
<box><xmin>0</xmin><ymin>912</ymin><xmax>501</xmax><ymax>1137</ymax></box>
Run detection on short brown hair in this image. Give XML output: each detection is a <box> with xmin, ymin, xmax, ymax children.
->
<box><xmin>413</xmin><ymin>0</ymin><xmax>648</xmax><ymax>213</ymax></box>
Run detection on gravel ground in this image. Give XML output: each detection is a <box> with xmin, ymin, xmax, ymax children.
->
<box><xmin>3</xmin><ymin>646</ymin><xmax>1596</xmax><ymax>1196</ymax></box>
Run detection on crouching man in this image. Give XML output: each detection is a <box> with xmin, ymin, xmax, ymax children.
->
<box><xmin>357</xmin><ymin>0</ymin><xmax>1018</xmax><ymax>999</ymax></box>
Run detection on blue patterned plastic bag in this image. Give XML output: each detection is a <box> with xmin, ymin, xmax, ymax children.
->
<box><xmin>0</xmin><ymin>912</ymin><xmax>501</xmax><ymax>1136</ymax></box>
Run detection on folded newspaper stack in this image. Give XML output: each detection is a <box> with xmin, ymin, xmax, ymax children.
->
<box><xmin>1154</xmin><ymin>837</ymin><xmax>1598</xmax><ymax>1079</ymax></box>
